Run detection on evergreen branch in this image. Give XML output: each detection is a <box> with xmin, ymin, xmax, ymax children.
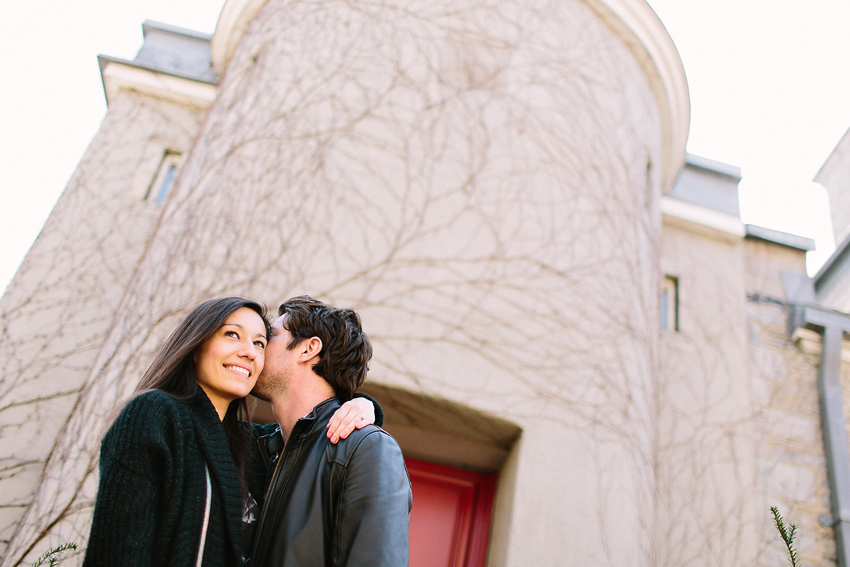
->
<box><xmin>771</xmin><ymin>506</ymin><xmax>800</xmax><ymax>567</ymax></box>
<box><xmin>28</xmin><ymin>542</ymin><xmax>77</xmax><ymax>567</ymax></box>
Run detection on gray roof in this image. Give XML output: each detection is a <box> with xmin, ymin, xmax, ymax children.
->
<box><xmin>99</xmin><ymin>20</ymin><xmax>218</xmax><ymax>85</ymax></box>
<box><xmin>668</xmin><ymin>153</ymin><xmax>741</xmax><ymax>217</ymax></box>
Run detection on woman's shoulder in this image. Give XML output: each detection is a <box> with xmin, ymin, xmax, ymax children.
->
<box><xmin>100</xmin><ymin>391</ymin><xmax>193</xmax><ymax>475</ymax></box>
<box><xmin>109</xmin><ymin>390</ymin><xmax>192</xmax><ymax>436</ymax></box>
<box><xmin>123</xmin><ymin>389</ymin><xmax>186</xmax><ymax>414</ymax></box>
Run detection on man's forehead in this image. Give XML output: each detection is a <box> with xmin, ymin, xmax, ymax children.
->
<box><xmin>272</xmin><ymin>313</ymin><xmax>289</xmax><ymax>329</ymax></box>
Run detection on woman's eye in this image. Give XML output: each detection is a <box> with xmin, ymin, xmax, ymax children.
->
<box><xmin>254</xmin><ymin>340</ymin><xmax>266</xmax><ymax>349</ymax></box>
<box><xmin>225</xmin><ymin>330</ymin><xmax>239</xmax><ymax>339</ymax></box>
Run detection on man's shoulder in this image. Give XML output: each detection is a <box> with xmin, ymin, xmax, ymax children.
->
<box><xmin>335</xmin><ymin>423</ymin><xmax>396</xmax><ymax>444</ymax></box>
<box><xmin>328</xmin><ymin>425</ymin><xmax>404</xmax><ymax>463</ymax></box>
<box><xmin>345</xmin><ymin>424</ymin><xmax>395</xmax><ymax>441</ymax></box>
<box><xmin>326</xmin><ymin>425</ymin><xmax>411</xmax><ymax>508</ymax></box>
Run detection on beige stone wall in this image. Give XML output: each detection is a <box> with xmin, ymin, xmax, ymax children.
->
<box><xmin>744</xmin><ymin>238</ymin><xmax>835</xmax><ymax>566</ymax></box>
<box><xmin>657</xmin><ymin>220</ymin><xmax>762</xmax><ymax>565</ymax></box>
<box><xmin>0</xmin><ymin>91</ymin><xmax>207</xmax><ymax>564</ymax></box>
<box><xmin>651</xmin><ymin>221</ymin><xmax>837</xmax><ymax>567</ymax></box>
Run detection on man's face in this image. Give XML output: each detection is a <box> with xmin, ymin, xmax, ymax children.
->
<box><xmin>251</xmin><ymin>313</ymin><xmax>298</xmax><ymax>402</ymax></box>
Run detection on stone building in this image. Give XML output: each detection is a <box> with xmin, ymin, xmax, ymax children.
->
<box><xmin>0</xmin><ymin>1</ymin><xmax>843</xmax><ymax>565</ymax></box>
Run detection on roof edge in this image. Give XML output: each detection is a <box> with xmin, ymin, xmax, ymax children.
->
<box><xmin>814</xmin><ymin>231</ymin><xmax>850</xmax><ymax>283</ymax></box>
<box><xmin>142</xmin><ymin>19</ymin><xmax>213</xmax><ymax>41</ymax></box>
<box><xmin>685</xmin><ymin>153</ymin><xmax>742</xmax><ymax>181</ymax></box>
<box><xmin>745</xmin><ymin>224</ymin><xmax>816</xmax><ymax>252</ymax></box>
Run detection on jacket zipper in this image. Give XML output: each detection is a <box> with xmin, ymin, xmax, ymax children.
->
<box><xmin>250</xmin><ymin>422</ymin><xmax>307</xmax><ymax>564</ymax></box>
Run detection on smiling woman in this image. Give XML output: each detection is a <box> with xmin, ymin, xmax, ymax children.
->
<box><xmin>83</xmin><ymin>297</ymin><xmax>270</xmax><ymax>567</ymax></box>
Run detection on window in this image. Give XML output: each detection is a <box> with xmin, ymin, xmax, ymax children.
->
<box><xmin>661</xmin><ymin>275</ymin><xmax>679</xmax><ymax>331</ymax></box>
<box><xmin>144</xmin><ymin>151</ymin><xmax>182</xmax><ymax>205</ymax></box>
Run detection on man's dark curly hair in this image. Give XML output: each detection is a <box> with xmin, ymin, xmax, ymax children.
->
<box><xmin>279</xmin><ymin>295</ymin><xmax>372</xmax><ymax>400</ymax></box>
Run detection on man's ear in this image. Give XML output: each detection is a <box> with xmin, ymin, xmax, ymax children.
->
<box><xmin>299</xmin><ymin>337</ymin><xmax>322</xmax><ymax>363</ymax></box>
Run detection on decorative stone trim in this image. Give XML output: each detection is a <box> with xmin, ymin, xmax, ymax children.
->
<box><xmin>100</xmin><ymin>58</ymin><xmax>218</xmax><ymax>109</ymax></box>
<box><xmin>662</xmin><ymin>195</ymin><xmax>746</xmax><ymax>241</ymax></box>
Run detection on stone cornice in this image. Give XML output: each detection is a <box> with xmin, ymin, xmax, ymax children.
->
<box><xmin>211</xmin><ymin>0</ymin><xmax>689</xmax><ymax>189</ymax></box>
<box><xmin>99</xmin><ymin>57</ymin><xmax>218</xmax><ymax>109</ymax></box>
<box><xmin>662</xmin><ymin>195</ymin><xmax>745</xmax><ymax>243</ymax></box>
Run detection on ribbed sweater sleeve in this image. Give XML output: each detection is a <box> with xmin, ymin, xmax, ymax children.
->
<box><xmin>83</xmin><ymin>391</ymin><xmax>200</xmax><ymax>567</ymax></box>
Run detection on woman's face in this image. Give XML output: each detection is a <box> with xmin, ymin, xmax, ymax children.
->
<box><xmin>193</xmin><ymin>307</ymin><xmax>267</xmax><ymax>419</ymax></box>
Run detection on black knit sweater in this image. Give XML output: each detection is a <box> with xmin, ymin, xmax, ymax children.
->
<box><xmin>83</xmin><ymin>389</ymin><xmax>244</xmax><ymax>567</ymax></box>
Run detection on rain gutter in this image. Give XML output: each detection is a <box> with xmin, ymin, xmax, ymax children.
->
<box><xmin>788</xmin><ymin>300</ymin><xmax>850</xmax><ymax>567</ymax></box>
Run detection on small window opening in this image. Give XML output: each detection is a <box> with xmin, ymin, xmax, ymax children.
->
<box><xmin>661</xmin><ymin>275</ymin><xmax>679</xmax><ymax>332</ymax></box>
<box><xmin>144</xmin><ymin>151</ymin><xmax>182</xmax><ymax>205</ymax></box>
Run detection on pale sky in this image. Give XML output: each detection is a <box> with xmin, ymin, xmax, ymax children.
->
<box><xmin>2</xmin><ymin>0</ymin><xmax>848</xmax><ymax>293</ymax></box>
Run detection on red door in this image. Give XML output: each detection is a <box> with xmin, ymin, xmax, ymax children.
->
<box><xmin>406</xmin><ymin>458</ymin><xmax>497</xmax><ymax>567</ymax></box>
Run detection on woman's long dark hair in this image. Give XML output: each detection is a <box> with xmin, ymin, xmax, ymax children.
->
<box><xmin>135</xmin><ymin>296</ymin><xmax>269</xmax><ymax>499</ymax></box>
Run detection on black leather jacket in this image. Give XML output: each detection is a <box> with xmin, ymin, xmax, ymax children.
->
<box><xmin>247</xmin><ymin>398</ymin><xmax>412</xmax><ymax>567</ymax></box>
